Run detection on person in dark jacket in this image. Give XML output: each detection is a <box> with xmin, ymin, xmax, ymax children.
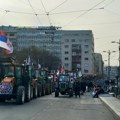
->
<box><xmin>93</xmin><ymin>85</ymin><xmax>105</xmax><ymax>98</ymax></box>
<box><xmin>88</xmin><ymin>81</ymin><xmax>94</xmax><ymax>92</ymax></box>
<box><xmin>73</xmin><ymin>80</ymin><xmax>80</xmax><ymax>98</ymax></box>
<box><xmin>81</xmin><ymin>81</ymin><xmax>86</xmax><ymax>93</ymax></box>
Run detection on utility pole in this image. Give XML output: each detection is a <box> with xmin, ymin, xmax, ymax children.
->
<box><xmin>103</xmin><ymin>50</ymin><xmax>116</xmax><ymax>80</ymax></box>
<box><xmin>108</xmin><ymin>50</ymin><xmax>110</xmax><ymax>81</ymax></box>
<box><xmin>112</xmin><ymin>40</ymin><xmax>120</xmax><ymax>96</ymax></box>
<box><xmin>118</xmin><ymin>40</ymin><xmax>120</xmax><ymax>92</ymax></box>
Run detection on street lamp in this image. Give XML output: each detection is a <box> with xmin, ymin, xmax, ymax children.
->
<box><xmin>112</xmin><ymin>40</ymin><xmax>120</xmax><ymax>96</ymax></box>
<box><xmin>103</xmin><ymin>50</ymin><xmax>116</xmax><ymax>80</ymax></box>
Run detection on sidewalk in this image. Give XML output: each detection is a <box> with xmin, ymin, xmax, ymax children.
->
<box><xmin>99</xmin><ymin>94</ymin><xmax>120</xmax><ymax>120</ymax></box>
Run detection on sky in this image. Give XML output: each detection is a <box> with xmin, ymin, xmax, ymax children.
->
<box><xmin>0</xmin><ymin>0</ymin><xmax>120</xmax><ymax>66</ymax></box>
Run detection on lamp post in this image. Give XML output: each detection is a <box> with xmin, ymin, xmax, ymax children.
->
<box><xmin>103</xmin><ymin>50</ymin><xmax>116</xmax><ymax>80</ymax></box>
<box><xmin>112</xmin><ymin>40</ymin><xmax>120</xmax><ymax>96</ymax></box>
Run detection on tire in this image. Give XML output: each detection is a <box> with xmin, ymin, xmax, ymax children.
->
<box><xmin>41</xmin><ymin>86</ymin><xmax>46</xmax><ymax>96</ymax></box>
<box><xmin>55</xmin><ymin>90</ymin><xmax>59</xmax><ymax>97</ymax></box>
<box><xmin>16</xmin><ymin>86</ymin><xmax>25</xmax><ymax>105</ymax></box>
<box><xmin>45</xmin><ymin>86</ymin><xmax>49</xmax><ymax>95</ymax></box>
<box><xmin>30</xmin><ymin>86</ymin><xmax>33</xmax><ymax>99</ymax></box>
<box><xmin>33</xmin><ymin>83</ymin><xmax>38</xmax><ymax>98</ymax></box>
<box><xmin>0</xmin><ymin>98</ymin><xmax>5</xmax><ymax>102</ymax></box>
<box><xmin>37</xmin><ymin>84</ymin><xmax>42</xmax><ymax>97</ymax></box>
<box><xmin>25</xmin><ymin>83</ymin><xmax>31</xmax><ymax>102</ymax></box>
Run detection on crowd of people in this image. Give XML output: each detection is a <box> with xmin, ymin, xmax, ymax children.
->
<box><xmin>73</xmin><ymin>78</ymin><xmax>107</xmax><ymax>98</ymax></box>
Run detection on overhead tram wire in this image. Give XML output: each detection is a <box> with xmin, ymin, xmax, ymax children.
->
<box><xmin>17</xmin><ymin>0</ymin><xmax>44</xmax><ymax>12</ymax></box>
<box><xmin>0</xmin><ymin>9</ymin><xmax>45</xmax><ymax>15</ymax></box>
<box><xmin>49</xmin><ymin>0</ymin><xmax>68</xmax><ymax>13</ymax></box>
<box><xmin>40</xmin><ymin>0</ymin><xmax>52</xmax><ymax>26</ymax></box>
<box><xmin>27</xmin><ymin>0</ymin><xmax>42</xmax><ymax>25</ymax></box>
<box><xmin>103</xmin><ymin>0</ymin><xmax>115</xmax><ymax>8</ymax></box>
<box><xmin>0</xmin><ymin>7</ymin><xmax>103</xmax><ymax>16</ymax></box>
<box><xmin>62</xmin><ymin>0</ymin><xmax>107</xmax><ymax>28</ymax></box>
<box><xmin>50</xmin><ymin>7</ymin><xmax>104</xmax><ymax>15</ymax></box>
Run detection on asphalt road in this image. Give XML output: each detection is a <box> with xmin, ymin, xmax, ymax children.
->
<box><xmin>0</xmin><ymin>93</ymin><xmax>117</xmax><ymax>120</ymax></box>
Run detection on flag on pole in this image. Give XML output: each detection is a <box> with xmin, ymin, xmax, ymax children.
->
<box><xmin>6</xmin><ymin>39</ymin><xmax>13</xmax><ymax>54</ymax></box>
<box><xmin>25</xmin><ymin>56</ymin><xmax>31</xmax><ymax>65</ymax></box>
<box><xmin>78</xmin><ymin>71</ymin><xmax>82</xmax><ymax>77</ymax></box>
<box><xmin>0</xmin><ymin>31</ymin><xmax>11</xmax><ymax>51</ymax></box>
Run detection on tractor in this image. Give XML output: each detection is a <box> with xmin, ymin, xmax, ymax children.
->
<box><xmin>0</xmin><ymin>57</ymin><xmax>40</xmax><ymax>104</ymax></box>
<box><xmin>55</xmin><ymin>74</ymin><xmax>73</xmax><ymax>97</ymax></box>
<box><xmin>36</xmin><ymin>69</ymin><xmax>53</xmax><ymax>96</ymax></box>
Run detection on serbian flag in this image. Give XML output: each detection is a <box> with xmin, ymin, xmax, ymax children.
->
<box><xmin>0</xmin><ymin>31</ymin><xmax>10</xmax><ymax>51</ymax></box>
<box><xmin>6</xmin><ymin>39</ymin><xmax>13</xmax><ymax>54</ymax></box>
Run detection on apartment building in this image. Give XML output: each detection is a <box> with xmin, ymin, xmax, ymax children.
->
<box><xmin>61</xmin><ymin>30</ymin><xmax>95</xmax><ymax>75</ymax></box>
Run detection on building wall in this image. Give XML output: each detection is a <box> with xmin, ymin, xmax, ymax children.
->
<box><xmin>94</xmin><ymin>53</ymin><xmax>104</xmax><ymax>77</ymax></box>
<box><xmin>16</xmin><ymin>27</ymin><xmax>62</xmax><ymax>59</ymax></box>
<box><xmin>61</xmin><ymin>30</ymin><xmax>94</xmax><ymax>75</ymax></box>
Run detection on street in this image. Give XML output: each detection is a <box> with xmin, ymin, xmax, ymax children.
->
<box><xmin>0</xmin><ymin>93</ymin><xmax>116</xmax><ymax>120</ymax></box>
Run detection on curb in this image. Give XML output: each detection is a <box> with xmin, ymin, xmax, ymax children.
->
<box><xmin>99</xmin><ymin>95</ymin><xmax>120</xmax><ymax>120</ymax></box>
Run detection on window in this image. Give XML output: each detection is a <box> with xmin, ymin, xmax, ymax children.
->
<box><xmin>85</xmin><ymin>57</ymin><xmax>88</xmax><ymax>60</ymax></box>
<box><xmin>85</xmin><ymin>51</ymin><xmax>89</xmax><ymax>54</ymax></box>
<box><xmin>85</xmin><ymin>33</ymin><xmax>90</xmax><ymax>36</ymax></box>
<box><xmin>84</xmin><ymin>69</ymin><xmax>89</xmax><ymax>73</ymax></box>
<box><xmin>9</xmin><ymin>33</ymin><xmax>14</xmax><ymax>36</ymax></box>
<box><xmin>85</xmin><ymin>45</ymin><xmax>89</xmax><ymax>48</ymax></box>
<box><xmin>65</xmin><ymin>63</ymin><xmax>69</xmax><ymax>67</ymax></box>
<box><xmin>65</xmin><ymin>51</ymin><xmax>69</xmax><ymax>54</ymax></box>
<box><xmin>65</xmin><ymin>57</ymin><xmax>69</xmax><ymax>60</ymax></box>
<box><xmin>64</xmin><ymin>45</ymin><xmax>69</xmax><ymax>48</ymax></box>
<box><xmin>16</xmin><ymin>67</ymin><xmax>22</xmax><ymax>78</ymax></box>
<box><xmin>65</xmin><ymin>39</ymin><xmax>69</xmax><ymax>42</ymax></box>
<box><xmin>84</xmin><ymin>39</ymin><xmax>89</xmax><ymax>42</ymax></box>
<box><xmin>84</xmin><ymin>63</ymin><xmax>89</xmax><ymax>67</ymax></box>
<box><xmin>71</xmin><ymin>39</ymin><xmax>75</xmax><ymax>42</ymax></box>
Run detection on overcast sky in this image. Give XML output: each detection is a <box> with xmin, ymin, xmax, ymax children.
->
<box><xmin>0</xmin><ymin>0</ymin><xmax>120</xmax><ymax>66</ymax></box>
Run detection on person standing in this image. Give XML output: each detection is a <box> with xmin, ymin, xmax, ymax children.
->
<box><xmin>73</xmin><ymin>80</ymin><xmax>80</xmax><ymax>98</ymax></box>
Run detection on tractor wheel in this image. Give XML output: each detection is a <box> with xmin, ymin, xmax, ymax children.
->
<box><xmin>37</xmin><ymin>84</ymin><xmax>42</xmax><ymax>97</ymax></box>
<box><xmin>0</xmin><ymin>98</ymin><xmax>5</xmax><ymax>102</ymax></box>
<box><xmin>55</xmin><ymin>90</ymin><xmax>59</xmax><ymax>97</ymax></box>
<box><xmin>33</xmin><ymin>83</ymin><xmax>38</xmax><ymax>98</ymax></box>
<box><xmin>41</xmin><ymin>86</ymin><xmax>46</xmax><ymax>96</ymax></box>
<box><xmin>25</xmin><ymin>83</ymin><xmax>31</xmax><ymax>102</ymax></box>
<box><xmin>30</xmin><ymin>86</ymin><xmax>33</xmax><ymax>99</ymax></box>
<box><xmin>16</xmin><ymin>86</ymin><xmax>25</xmax><ymax>105</ymax></box>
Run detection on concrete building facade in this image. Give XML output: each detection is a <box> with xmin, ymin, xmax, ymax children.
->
<box><xmin>61</xmin><ymin>30</ymin><xmax>95</xmax><ymax>75</ymax></box>
<box><xmin>94</xmin><ymin>53</ymin><xmax>104</xmax><ymax>78</ymax></box>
